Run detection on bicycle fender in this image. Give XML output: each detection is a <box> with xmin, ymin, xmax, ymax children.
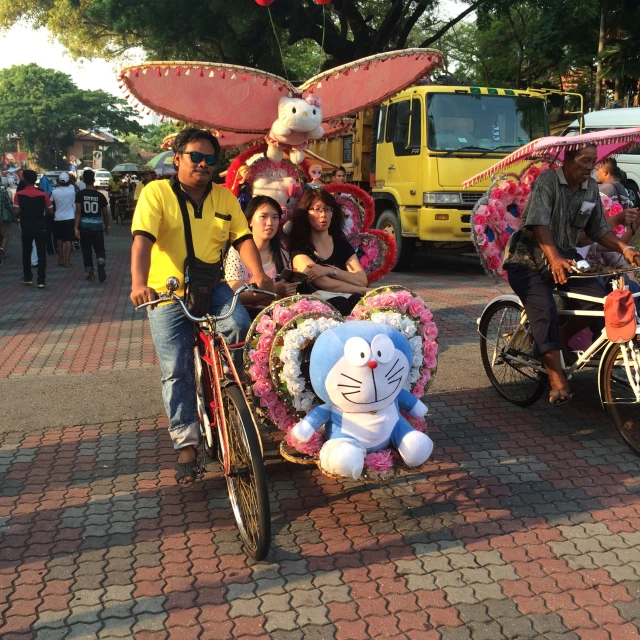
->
<box><xmin>597</xmin><ymin>340</ymin><xmax>624</xmax><ymax>410</ymax></box>
<box><xmin>477</xmin><ymin>294</ymin><xmax>523</xmax><ymax>328</ymax></box>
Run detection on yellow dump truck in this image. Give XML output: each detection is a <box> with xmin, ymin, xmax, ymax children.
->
<box><xmin>308</xmin><ymin>84</ymin><xmax>581</xmax><ymax>270</ymax></box>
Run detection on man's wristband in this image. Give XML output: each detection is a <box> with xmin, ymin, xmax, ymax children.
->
<box><xmin>622</xmin><ymin>245</ymin><xmax>634</xmax><ymax>254</ymax></box>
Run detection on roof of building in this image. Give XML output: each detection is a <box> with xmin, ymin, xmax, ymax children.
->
<box><xmin>75</xmin><ymin>129</ymin><xmax>118</xmax><ymax>144</ymax></box>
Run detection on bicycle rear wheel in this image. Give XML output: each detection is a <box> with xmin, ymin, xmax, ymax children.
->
<box><xmin>222</xmin><ymin>384</ymin><xmax>271</xmax><ymax>560</ymax></box>
<box><xmin>601</xmin><ymin>339</ymin><xmax>640</xmax><ymax>455</ymax></box>
<box><xmin>479</xmin><ymin>299</ymin><xmax>547</xmax><ymax>407</ymax></box>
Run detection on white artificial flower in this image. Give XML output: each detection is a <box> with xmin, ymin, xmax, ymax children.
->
<box><xmin>370</xmin><ymin>312</ymin><xmax>390</xmax><ymax>325</ymax></box>
<box><xmin>401</xmin><ymin>319</ymin><xmax>417</xmax><ymax>338</ymax></box>
<box><xmin>299</xmin><ymin>392</ymin><xmax>315</xmax><ymax>413</ymax></box>
<box><xmin>410</xmin><ymin>336</ymin><xmax>423</xmax><ymax>353</ymax></box>
<box><xmin>387</xmin><ymin>313</ymin><xmax>403</xmax><ymax>330</ymax></box>
<box><xmin>412</xmin><ymin>353</ymin><xmax>423</xmax><ymax>367</ymax></box>
<box><xmin>284</xmin><ymin>331</ymin><xmax>306</xmax><ymax>349</ymax></box>
<box><xmin>280</xmin><ymin>347</ymin><xmax>300</xmax><ymax>363</ymax></box>
<box><xmin>289</xmin><ymin>379</ymin><xmax>306</xmax><ymax>395</ymax></box>
<box><xmin>283</xmin><ymin>362</ymin><xmax>301</xmax><ymax>379</ymax></box>
<box><xmin>408</xmin><ymin>368</ymin><xmax>420</xmax><ymax>384</ymax></box>
<box><xmin>300</xmin><ymin>320</ymin><xmax>318</xmax><ymax>339</ymax></box>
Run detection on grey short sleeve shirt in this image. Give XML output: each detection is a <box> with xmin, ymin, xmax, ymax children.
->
<box><xmin>504</xmin><ymin>167</ymin><xmax>611</xmax><ymax>268</ymax></box>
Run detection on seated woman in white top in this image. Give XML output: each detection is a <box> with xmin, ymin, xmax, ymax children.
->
<box><xmin>224</xmin><ymin>195</ymin><xmax>299</xmax><ymax>312</ymax></box>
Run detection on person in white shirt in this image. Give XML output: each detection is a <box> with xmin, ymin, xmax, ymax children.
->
<box><xmin>51</xmin><ymin>172</ymin><xmax>77</xmax><ymax>267</ymax></box>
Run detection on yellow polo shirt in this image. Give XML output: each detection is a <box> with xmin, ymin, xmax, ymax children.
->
<box><xmin>134</xmin><ymin>181</ymin><xmax>144</xmax><ymax>201</ymax></box>
<box><xmin>108</xmin><ymin>178</ymin><xmax>123</xmax><ymax>193</ymax></box>
<box><xmin>132</xmin><ymin>179</ymin><xmax>251</xmax><ymax>296</ymax></box>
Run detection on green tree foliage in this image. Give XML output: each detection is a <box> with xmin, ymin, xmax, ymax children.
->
<box><xmin>0</xmin><ymin>64</ymin><xmax>142</xmax><ymax>169</ymax></box>
<box><xmin>0</xmin><ymin>0</ymin><xmax>485</xmax><ymax>74</ymax></box>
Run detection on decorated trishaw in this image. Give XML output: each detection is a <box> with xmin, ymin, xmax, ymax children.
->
<box><xmin>122</xmin><ymin>46</ymin><xmax>445</xmax><ymax>558</ymax></box>
<box><xmin>464</xmin><ymin>127</ymin><xmax>640</xmax><ymax>456</ymax></box>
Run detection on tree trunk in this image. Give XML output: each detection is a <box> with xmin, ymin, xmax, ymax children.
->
<box><xmin>594</xmin><ymin>1</ymin><xmax>606</xmax><ymax>110</ymax></box>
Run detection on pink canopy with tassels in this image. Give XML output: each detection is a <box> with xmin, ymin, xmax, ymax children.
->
<box><xmin>463</xmin><ymin>127</ymin><xmax>640</xmax><ymax>189</ymax></box>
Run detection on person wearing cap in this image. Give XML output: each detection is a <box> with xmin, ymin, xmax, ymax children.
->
<box><xmin>130</xmin><ymin>127</ymin><xmax>274</xmax><ymax>486</ymax></box>
<box><xmin>503</xmin><ymin>145</ymin><xmax>640</xmax><ymax>406</ymax></box>
<box><xmin>134</xmin><ymin>166</ymin><xmax>155</xmax><ymax>202</ymax></box>
<box><xmin>50</xmin><ymin>172</ymin><xmax>77</xmax><ymax>267</ymax></box>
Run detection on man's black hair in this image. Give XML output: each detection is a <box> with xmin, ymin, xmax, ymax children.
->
<box><xmin>172</xmin><ymin>128</ymin><xmax>221</xmax><ymax>159</ymax></box>
<box><xmin>333</xmin><ymin>166</ymin><xmax>346</xmax><ymax>176</ymax></box>
<box><xmin>600</xmin><ymin>157</ymin><xmax>618</xmax><ymax>173</ymax></box>
<box><xmin>83</xmin><ymin>169</ymin><xmax>95</xmax><ymax>185</ymax></box>
<box><xmin>23</xmin><ymin>169</ymin><xmax>37</xmax><ymax>185</ymax></box>
<box><xmin>564</xmin><ymin>143</ymin><xmax>596</xmax><ymax>164</ymax></box>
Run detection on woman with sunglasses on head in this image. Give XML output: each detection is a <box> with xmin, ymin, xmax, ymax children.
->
<box><xmin>290</xmin><ymin>189</ymin><xmax>368</xmax><ymax>316</ymax></box>
<box><xmin>224</xmin><ymin>195</ymin><xmax>299</xmax><ymax>314</ymax></box>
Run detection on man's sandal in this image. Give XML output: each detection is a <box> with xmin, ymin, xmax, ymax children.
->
<box><xmin>549</xmin><ymin>388</ymin><xmax>572</xmax><ymax>406</ymax></box>
<box><xmin>174</xmin><ymin>460</ymin><xmax>202</xmax><ymax>485</ymax></box>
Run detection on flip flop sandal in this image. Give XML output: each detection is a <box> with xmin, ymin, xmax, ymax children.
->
<box><xmin>549</xmin><ymin>388</ymin><xmax>572</xmax><ymax>406</ymax></box>
<box><xmin>174</xmin><ymin>460</ymin><xmax>201</xmax><ymax>485</ymax></box>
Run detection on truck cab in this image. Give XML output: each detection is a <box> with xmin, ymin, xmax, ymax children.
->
<box><xmin>372</xmin><ymin>85</ymin><xmax>550</xmax><ymax>269</ymax></box>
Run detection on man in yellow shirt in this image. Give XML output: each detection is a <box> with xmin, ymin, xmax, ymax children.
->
<box><xmin>134</xmin><ymin>165</ymin><xmax>155</xmax><ymax>202</ymax></box>
<box><xmin>108</xmin><ymin>173</ymin><xmax>123</xmax><ymax>221</ymax></box>
<box><xmin>131</xmin><ymin>128</ymin><xmax>272</xmax><ymax>485</ymax></box>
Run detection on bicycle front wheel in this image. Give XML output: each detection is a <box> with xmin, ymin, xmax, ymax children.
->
<box><xmin>601</xmin><ymin>339</ymin><xmax>640</xmax><ymax>455</ymax></box>
<box><xmin>222</xmin><ymin>384</ymin><xmax>271</xmax><ymax>560</ymax></box>
<box><xmin>479</xmin><ymin>299</ymin><xmax>547</xmax><ymax>407</ymax></box>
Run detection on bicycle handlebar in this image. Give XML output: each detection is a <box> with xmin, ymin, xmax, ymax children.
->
<box><xmin>135</xmin><ymin>283</ymin><xmax>277</xmax><ymax>323</ymax></box>
<box><xmin>569</xmin><ymin>261</ymin><xmax>640</xmax><ymax>279</ymax></box>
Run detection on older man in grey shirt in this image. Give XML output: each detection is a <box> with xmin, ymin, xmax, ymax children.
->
<box><xmin>504</xmin><ymin>144</ymin><xmax>640</xmax><ymax>406</ymax></box>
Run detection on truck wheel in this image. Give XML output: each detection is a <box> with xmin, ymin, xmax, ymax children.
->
<box><xmin>376</xmin><ymin>209</ymin><xmax>415</xmax><ymax>271</ymax></box>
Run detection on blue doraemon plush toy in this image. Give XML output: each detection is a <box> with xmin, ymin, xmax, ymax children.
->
<box><xmin>290</xmin><ymin>322</ymin><xmax>434</xmax><ymax>479</ymax></box>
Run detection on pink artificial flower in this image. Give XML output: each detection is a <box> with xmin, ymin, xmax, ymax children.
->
<box><xmin>425</xmin><ymin>341</ymin><xmax>438</xmax><ymax>358</ymax></box>
<box><xmin>379</xmin><ymin>293</ymin><xmax>397</xmax><ymax>307</ymax></box>
<box><xmin>280</xmin><ymin>415</ymin><xmax>298</xmax><ymax>432</ymax></box>
<box><xmin>425</xmin><ymin>356</ymin><xmax>437</xmax><ymax>369</ymax></box>
<box><xmin>613</xmin><ymin>224</ymin><xmax>625</xmax><ymax>237</ymax></box>
<box><xmin>252</xmin><ymin>349</ymin><xmax>269</xmax><ymax>365</ymax></box>
<box><xmin>505</xmin><ymin>213</ymin><xmax>520</xmax><ymax>231</ymax></box>
<box><xmin>600</xmin><ymin>194</ymin><xmax>613</xmax><ymax>212</ymax></box>
<box><xmin>476</xmin><ymin>232</ymin><xmax>488</xmax><ymax>248</ymax></box>
<box><xmin>608</xmin><ymin>202</ymin><xmax>623</xmax><ymax>217</ymax></box>
<box><xmin>286</xmin><ymin>430</ymin><xmax>324</xmax><ymax>456</ymax></box>
<box><xmin>412</xmin><ymin>383</ymin><xmax>425</xmax><ymax>398</ymax></box>
<box><xmin>498</xmin><ymin>231</ymin><xmax>511</xmax><ymax>248</ymax></box>
<box><xmin>474</xmin><ymin>224</ymin><xmax>486</xmax><ymax>236</ymax></box>
<box><xmin>474</xmin><ymin>213</ymin><xmax>487</xmax><ymax>228</ymax></box>
<box><xmin>258</xmin><ymin>333</ymin><xmax>274</xmax><ymax>351</ymax></box>
<box><xmin>260</xmin><ymin>392</ymin><xmax>278</xmax><ymax>408</ymax></box>
<box><xmin>253</xmin><ymin>378</ymin><xmax>273</xmax><ymax>398</ymax></box>
<box><xmin>256</xmin><ymin>316</ymin><xmax>276</xmax><ymax>334</ymax></box>
<box><xmin>273</xmin><ymin>305</ymin><xmax>296</xmax><ymax>325</ymax></box>
<box><xmin>410</xmin><ymin>418</ymin><xmax>427</xmax><ymax>432</ymax></box>
<box><xmin>364</xmin><ymin>449</ymin><xmax>395</xmax><ymax>473</ymax></box>
<box><xmin>423</xmin><ymin>322</ymin><xmax>438</xmax><ymax>340</ymax></box>
<box><xmin>249</xmin><ymin>364</ymin><xmax>269</xmax><ymax>382</ymax></box>
<box><xmin>487</xmin><ymin>254</ymin><xmax>502</xmax><ymax>271</ymax></box>
<box><xmin>268</xmin><ymin>401</ymin><xmax>288</xmax><ymax>424</ymax></box>
<box><xmin>420</xmin><ymin>309</ymin><xmax>433</xmax><ymax>323</ymax></box>
<box><xmin>493</xmin><ymin>219</ymin><xmax>507</xmax><ymax>234</ymax></box>
<box><xmin>408</xmin><ymin>297</ymin><xmax>425</xmax><ymax>318</ymax></box>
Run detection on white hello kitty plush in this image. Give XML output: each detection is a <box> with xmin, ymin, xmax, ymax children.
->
<box><xmin>266</xmin><ymin>95</ymin><xmax>324</xmax><ymax>164</ymax></box>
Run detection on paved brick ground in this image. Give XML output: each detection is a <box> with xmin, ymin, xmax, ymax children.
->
<box><xmin>1</xmin><ymin>227</ymin><xmax>640</xmax><ymax>639</ymax></box>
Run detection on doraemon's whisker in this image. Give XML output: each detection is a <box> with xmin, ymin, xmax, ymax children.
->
<box><xmin>388</xmin><ymin>377</ymin><xmax>403</xmax><ymax>386</ymax></box>
<box><xmin>386</xmin><ymin>362</ymin><xmax>404</xmax><ymax>380</ymax></box>
<box><xmin>342</xmin><ymin>390</ymin><xmax>361</xmax><ymax>397</ymax></box>
<box><xmin>337</xmin><ymin>384</ymin><xmax>360</xmax><ymax>389</ymax></box>
<box><xmin>340</xmin><ymin>373</ymin><xmax>362</xmax><ymax>383</ymax></box>
<box><xmin>384</xmin><ymin>359</ymin><xmax>399</xmax><ymax>379</ymax></box>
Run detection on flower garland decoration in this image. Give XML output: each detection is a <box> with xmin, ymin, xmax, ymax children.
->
<box><xmin>471</xmin><ymin>162</ymin><xmax>552</xmax><ymax>281</ymax></box>
<box><xmin>349</xmin><ymin>286</ymin><xmax>437</xmax><ymax>398</ymax></box>
<box><xmin>244</xmin><ymin>286</ymin><xmax>438</xmax><ymax>469</ymax></box>
<box><xmin>600</xmin><ymin>194</ymin><xmax>625</xmax><ymax>237</ymax></box>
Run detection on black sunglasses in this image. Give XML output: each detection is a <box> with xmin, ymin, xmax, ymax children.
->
<box><xmin>181</xmin><ymin>151</ymin><xmax>216</xmax><ymax>166</ymax></box>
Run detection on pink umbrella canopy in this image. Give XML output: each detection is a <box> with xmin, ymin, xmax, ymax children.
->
<box><xmin>118</xmin><ymin>49</ymin><xmax>443</xmax><ymax>133</ymax></box>
<box><xmin>463</xmin><ymin>127</ymin><xmax>640</xmax><ymax>189</ymax></box>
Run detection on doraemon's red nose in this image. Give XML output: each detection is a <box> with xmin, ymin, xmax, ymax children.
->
<box><xmin>368</xmin><ymin>361</ymin><xmax>378</xmax><ymax>370</ymax></box>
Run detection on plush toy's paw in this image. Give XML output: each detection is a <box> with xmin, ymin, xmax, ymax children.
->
<box><xmin>291</xmin><ymin>419</ymin><xmax>315</xmax><ymax>443</ymax></box>
<box><xmin>319</xmin><ymin>438</ymin><xmax>366</xmax><ymax>480</ymax></box>
<box><xmin>397</xmin><ymin>430</ymin><xmax>433</xmax><ymax>468</ymax></box>
<box><xmin>266</xmin><ymin>144</ymin><xmax>283</xmax><ymax>162</ymax></box>
<box><xmin>289</xmin><ymin>149</ymin><xmax>305</xmax><ymax>164</ymax></box>
<box><xmin>409</xmin><ymin>399</ymin><xmax>428</xmax><ymax>419</ymax></box>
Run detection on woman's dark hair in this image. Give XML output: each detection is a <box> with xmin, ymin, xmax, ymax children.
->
<box><xmin>289</xmin><ymin>189</ymin><xmax>346</xmax><ymax>255</ymax></box>
<box><xmin>172</xmin><ymin>127</ymin><xmax>221</xmax><ymax>162</ymax></box>
<box><xmin>244</xmin><ymin>195</ymin><xmax>287</xmax><ymax>274</ymax></box>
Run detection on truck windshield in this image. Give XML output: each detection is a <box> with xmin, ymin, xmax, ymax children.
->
<box><xmin>427</xmin><ymin>94</ymin><xmax>548</xmax><ymax>152</ymax></box>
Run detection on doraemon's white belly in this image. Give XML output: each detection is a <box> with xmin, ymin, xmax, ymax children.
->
<box><xmin>341</xmin><ymin>404</ymin><xmax>398</xmax><ymax>449</ymax></box>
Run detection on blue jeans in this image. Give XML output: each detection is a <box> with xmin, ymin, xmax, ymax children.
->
<box><xmin>148</xmin><ymin>282</ymin><xmax>251</xmax><ymax>450</ymax></box>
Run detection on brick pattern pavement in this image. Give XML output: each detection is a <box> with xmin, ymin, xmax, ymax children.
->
<box><xmin>0</xmin><ymin>223</ymin><xmax>157</xmax><ymax>378</ymax></box>
<box><xmin>2</xmin><ymin>232</ymin><xmax>640</xmax><ymax>638</ymax></box>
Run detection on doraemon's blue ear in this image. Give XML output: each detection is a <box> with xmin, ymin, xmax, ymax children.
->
<box><xmin>309</xmin><ymin>322</ymin><xmax>413</xmax><ymax>403</ymax></box>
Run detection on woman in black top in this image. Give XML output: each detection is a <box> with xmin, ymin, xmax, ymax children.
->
<box><xmin>290</xmin><ymin>189</ymin><xmax>368</xmax><ymax>315</ymax></box>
